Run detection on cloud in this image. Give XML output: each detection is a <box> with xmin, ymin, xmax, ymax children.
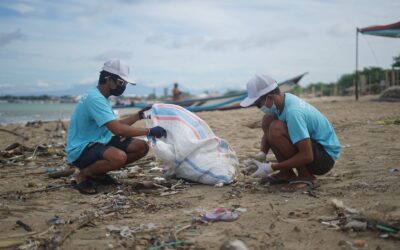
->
<box><xmin>91</xmin><ymin>50</ymin><xmax>133</xmax><ymax>61</ymax></box>
<box><xmin>203</xmin><ymin>38</ymin><xmax>236</xmax><ymax>51</ymax></box>
<box><xmin>78</xmin><ymin>76</ymin><xmax>97</xmax><ymax>85</ymax></box>
<box><xmin>0</xmin><ymin>83</ymin><xmax>12</xmax><ymax>89</ymax></box>
<box><xmin>327</xmin><ymin>23</ymin><xmax>352</xmax><ymax>37</ymax></box>
<box><xmin>7</xmin><ymin>3</ymin><xmax>35</xmax><ymax>14</ymax></box>
<box><xmin>0</xmin><ymin>29</ymin><xmax>26</xmax><ymax>47</ymax></box>
<box><xmin>37</xmin><ymin>80</ymin><xmax>49</xmax><ymax>88</ymax></box>
<box><xmin>145</xmin><ymin>28</ymin><xmax>309</xmax><ymax>52</ymax></box>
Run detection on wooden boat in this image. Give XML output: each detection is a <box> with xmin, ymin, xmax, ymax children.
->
<box><xmin>113</xmin><ymin>73</ymin><xmax>307</xmax><ymax>116</ymax></box>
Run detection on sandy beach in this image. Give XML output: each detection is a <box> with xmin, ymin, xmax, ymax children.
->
<box><xmin>0</xmin><ymin>95</ymin><xmax>399</xmax><ymax>249</ymax></box>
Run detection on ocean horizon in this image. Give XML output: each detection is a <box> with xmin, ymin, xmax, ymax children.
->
<box><xmin>0</xmin><ymin>103</ymin><xmax>76</xmax><ymax>124</ymax></box>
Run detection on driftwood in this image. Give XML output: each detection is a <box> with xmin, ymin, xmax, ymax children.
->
<box><xmin>47</xmin><ymin>169</ymin><xmax>75</xmax><ymax>179</ymax></box>
<box><xmin>23</xmin><ymin>184</ymin><xmax>70</xmax><ymax>195</ymax></box>
<box><xmin>47</xmin><ymin>211</ymin><xmax>95</xmax><ymax>249</ymax></box>
<box><xmin>0</xmin><ymin>128</ymin><xmax>28</xmax><ymax>140</ymax></box>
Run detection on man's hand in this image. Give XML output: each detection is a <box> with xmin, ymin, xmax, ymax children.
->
<box><xmin>250</xmin><ymin>160</ymin><xmax>273</xmax><ymax>178</ymax></box>
<box><xmin>254</xmin><ymin>151</ymin><xmax>266</xmax><ymax>162</ymax></box>
<box><xmin>138</xmin><ymin>106</ymin><xmax>152</xmax><ymax>120</ymax></box>
<box><xmin>148</xmin><ymin>126</ymin><xmax>167</xmax><ymax>138</ymax></box>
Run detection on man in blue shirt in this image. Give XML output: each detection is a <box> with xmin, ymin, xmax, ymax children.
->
<box><xmin>66</xmin><ymin>59</ymin><xmax>167</xmax><ymax>195</ymax></box>
<box><xmin>241</xmin><ymin>74</ymin><xmax>341</xmax><ymax>191</ymax></box>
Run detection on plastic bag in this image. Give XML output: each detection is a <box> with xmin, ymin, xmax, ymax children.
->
<box><xmin>145</xmin><ymin>104</ymin><xmax>238</xmax><ymax>185</ymax></box>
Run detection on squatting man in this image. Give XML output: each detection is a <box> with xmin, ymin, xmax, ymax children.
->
<box><xmin>241</xmin><ymin>74</ymin><xmax>341</xmax><ymax>191</ymax></box>
<box><xmin>66</xmin><ymin>59</ymin><xmax>166</xmax><ymax>195</ymax></box>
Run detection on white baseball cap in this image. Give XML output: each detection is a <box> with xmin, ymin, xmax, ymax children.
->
<box><xmin>102</xmin><ymin>58</ymin><xmax>136</xmax><ymax>85</ymax></box>
<box><xmin>240</xmin><ymin>74</ymin><xmax>278</xmax><ymax>107</ymax></box>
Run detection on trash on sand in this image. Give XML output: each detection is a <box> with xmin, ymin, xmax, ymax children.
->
<box><xmin>106</xmin><ymin>223</ymin><xmax>157</xmax><ymax>239</ymax></box>
<box><xmin>201</xmin><ymin>208</ymin><xmax>239</xmax><ymax>222</ymax></box>
<box><xmin>234</xmin><ymin>207</ymin><xmax>247</xmax><ymax>213</ymax></box>
<box><xmin>148</xmin><ymin>241</ymin><xmax>186</xmax><ymax>250</ymax></box>
<box><xmin>16</xmin><ymin>220</ymin><xmax>32</xmax><ymax>232</ymax></box>
<box><xmin>153</xmin><ymin>177</ymin><xmax>165</xmax><ymax>182</ymax></box>
<box><xmin>388</xmin><ymin>167</ymin><xmax>399</xmax><ymax>173</ymax></box>
<box><xmin>331</xmin><ymin>198</ymin><xmax>359</xmax><ymax>214</ymax></box>
<box><xmin>46</xmin><ymin>215</ymin><xmax>68</xmax><ymax>225</ymax></box>
<box><xmin>338</xmin><ymin>240</ymin><xmax>367</xmax><ymax>249</ymax></box>
<box><xmin>47</xmin><ymin>168</ymin><xmax>75</xmax><ymax>179</ymax></box>
<box><xmin>149</xmin><ymin>166</ymin><xmax>163</xmax><ymax>172</ymax></box>
<box><xmin>220</xmin><ymin>239</ymin><xmax>249</xmax><ymax>250</ymax></box>
<box><xmin>344</xmin><ymin>220</ymin><xmax>367</xmax><ymax>231</ymax></box>
<box><xmin>214</xmin><ymin>182</ymin><xmax>224</xmax><ymax>188</ymax></box>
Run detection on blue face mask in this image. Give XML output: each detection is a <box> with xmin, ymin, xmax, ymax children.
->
<box><xmin>260</xmin><ymin>102</ymin><xmax>279</xmax><ymax>115</ymax></box>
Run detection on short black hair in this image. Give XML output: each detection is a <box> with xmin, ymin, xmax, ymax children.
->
<box><xmin>98</xmin><ymin>70</ymin><xmax>120</xmax><ymax>85</ymax></box>
<box><xmin>267</xmin><ymin>87</ymin><xmax>281</xmax><ymax>95</ymax></box>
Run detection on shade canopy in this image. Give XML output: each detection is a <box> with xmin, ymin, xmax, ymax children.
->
<box><xmin>358</xmin><ymin>21</ymin><xmax>400</xmax><ymax>38</ymax></box>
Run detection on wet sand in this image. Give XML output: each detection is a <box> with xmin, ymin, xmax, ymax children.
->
<box><xmin>0</xmin><ymin>95</ymin><xmax>399</xmax><ymax>249</ymax></box>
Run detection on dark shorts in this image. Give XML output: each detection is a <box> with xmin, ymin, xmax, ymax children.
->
<box><xmin>306</xmin><ymin>140</ymin><xmax>335</xmax><ymax>175</ymax></box>
<box><xmin>73</xmin><ymin>136</ymin><xmax>133</xmax><ymax>169</ymax></box>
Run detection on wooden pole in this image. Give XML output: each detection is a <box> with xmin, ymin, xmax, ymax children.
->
<box><xmin>355</xmin><ymin>28</ymin><xmax>359</xmax><ymax>100</ymax></box>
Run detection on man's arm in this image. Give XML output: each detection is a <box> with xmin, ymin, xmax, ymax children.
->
<box><xmin>271</xmin><ymin>138</ymin><xmax>314</xmax><ymax>171</ymax></box>
<box><xmin>119</xmin><ymin>113</ymin><xmax>140</xmax><ymax>126</ymax></box>
<box><xmin>106</xmin><ymin>120</ymin><xmax>149</xmax><ymax>137</ymax></box>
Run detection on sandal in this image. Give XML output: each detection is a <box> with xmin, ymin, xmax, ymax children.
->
<box><xmin>281</xmin><ymin>180</ymin><xmax>319</xmax><ymax>192</ymax></box>
<box><xmin>90</xmin><ymin>174</ymin><xmax>119</xmax><ymax>186</ymax></box>
<box><xmin>71</xmin><ymin>179</ymin><xmax>98</xmax><ymax>195</ymax></box>
<box><xmin>260</xmin><ymin>175</ymin><xmax>290</xmax><ymax>185</ymax></box>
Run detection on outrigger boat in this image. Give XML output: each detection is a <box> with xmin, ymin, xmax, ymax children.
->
<box><xmin>113</xmin><ymin>73</ymin><xmax>307</xmax><ymax>116</ymax></box>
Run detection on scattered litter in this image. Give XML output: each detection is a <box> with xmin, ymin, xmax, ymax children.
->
<box><xmin>388</xmin><ymin>167</ymin><xmax>399</xmax><ymax>173</ymax></box>
<box><xmin>160</xmin><ymin>191</ymin><xmax>179</xmax><ymax>196</ymax></box>
<box><xmin>106</xmin><ymin>223</ymin><xmax>157</xmax><ymax>239</ymax></box>
<box><xmin>338</xmin><ymin>240</ymin><xmax>367</xmax><ymax>249</ymax></box>
<box><xmin>344</xmin><ymin>220</ymin><xmax>367</xmax><ymax>231</ymax></box>
<box><xmin>153</xmin><ymin>177</ymin><xmax>165</xmax><ymax>182</ymax></box>
<box><xmin>148</xmin><ymin>241</ymin><xmax>185</xmax><ymax>250</ymax></box>
<box><xmin>234</xmin><ymin>207</ymin><xmax>247</xmax><ymax>213</ymax></box>
<box><xmin>201</xmin><ymin>208</ymin><xmax>239</xmax><ymax>222</ymax></box>
<box><xmin>331</xmin><ymin>198</ymin><xmax>359</xmax><ymax>214</ymax></box>
<box><xmin>47</xmin><ymin>168</ymin><xmax>75</xmax><ymax>179</ymax></box>
<box><xmin>46</xmin><ymin>215</ymin><xmax>68</xmax><ymax>225</ymax></box>
<box><xmin>15</xmin><ymin>220</ymin><xmax>32</xmax><ymax>232</ymax></box>
<box><xmin>150</xmin><ymin>166</ymin><xmax>163</xmax><ymax>172</ymax></box>
<box><xmin>220</xmin><ymin>239</ymin><xmax>249</xmax><ymax>250</ymax></box>
<box><xmin>214</xmin><ymin>182</ymin><xmax>224</xmax><ymax>188</ymax></box>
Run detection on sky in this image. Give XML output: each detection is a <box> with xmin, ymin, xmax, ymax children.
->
<box><xmin>0</xmin><ymin>0</ymin><xmax>399</xmax><ymax>96</ymax></box>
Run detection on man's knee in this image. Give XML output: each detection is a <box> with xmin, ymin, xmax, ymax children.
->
<box><xmin>128</xmin><ymin>139</ymin><xmax>149</xmax><ymax>156</ymax></box>
<box><xmin>261</xmin><ymin>114</ymin><xmax>277</xmax><ymax>133</ymax></box>
<box><xmin>109</xmin><ymin>150</ymin><xmax>127</xmax><ymax>167</ymax></box>
<box><xmin>267</xmin><ymin>120</ymin><xmax>288</xmax><ymax>141</ymax></box>
<box><xmin>138</xmin><ymin>140</ymin><xmax>149</xmax><ymax>156</ymax></box>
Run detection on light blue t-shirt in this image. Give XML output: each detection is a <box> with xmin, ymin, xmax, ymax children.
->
<box><xmin>277</xmin><ymin>93</ymin><xmax>341</xmax><ymax>160</ymax></box>
<box><xmin>66</xmin><ymin>87</ymin><xmax>116</xmax><ymax>163</ymax></box>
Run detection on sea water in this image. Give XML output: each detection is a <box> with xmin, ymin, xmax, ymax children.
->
<box><xmin>0</xmin><ymin>102</ymin><xmax>76</xmax><ymax>124</ymax></box>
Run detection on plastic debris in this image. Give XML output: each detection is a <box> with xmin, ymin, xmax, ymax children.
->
<box><xmin>331</xmin><ymin>198</ymin><xmax>359</xmax><ymax>214</ymax></box>
<box><xmin>46</xmin><ymin>215</ymin><xmax>68</xmax><ymax>225</ymax></box>
<box><xmin>214</xmin><ymin>182</ymin><xmax>224</xmax><ymax>188</ymax></box>
<box><xmin>149</xmin><ymin>166</ymin><xmax>163</xmax><ymax>172</ymax></box>
<box><xmin>201</xmin><ymin>208</ymin><xmax>239</xmax><ymax>222</ymax></box>
<box><xmin>220</xmin><ymin>239</ymin><xmax>249</xmax><ymax>250</ymax></box>
<box><xmin>344</xmin><ymin>220</ymin><xmax>368</xmax><ymax>231</ymax></box>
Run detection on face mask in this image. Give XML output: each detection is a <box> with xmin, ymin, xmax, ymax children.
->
<box><xmin>260</xmin><ymin>102</ymin><xmax>279</xmax><ymax>115</ymax></box>
<box><xmin>110</xmin><ymin>85</ymin><xmax>126</xmax><ymax>96</ymax></box>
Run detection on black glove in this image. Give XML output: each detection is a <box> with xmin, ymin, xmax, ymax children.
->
<box><xmin>148</xmin><ymin>126</ymin><xmax>167</xmax><ymax>138</ymax></box>
<box><xmin>138</xmin><ymin>106</ymin><xmax>152</xmax><ymax>120</ymax></box>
